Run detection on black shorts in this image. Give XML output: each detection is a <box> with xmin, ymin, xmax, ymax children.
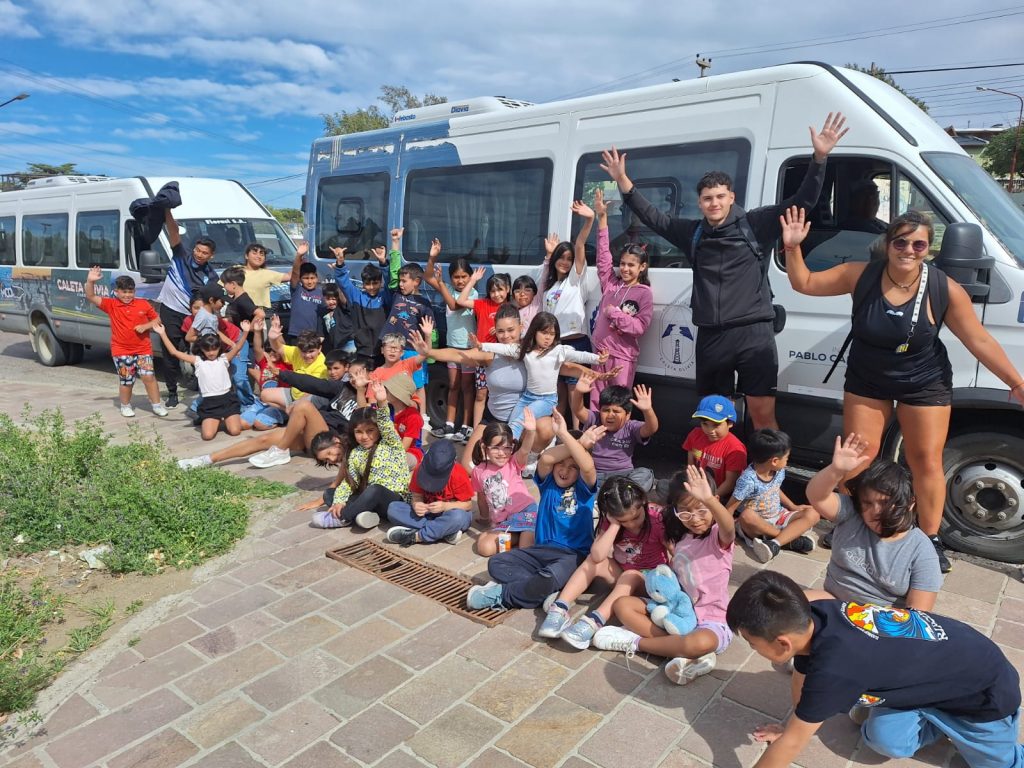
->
<box><xmin>845</xmin><ymin>370</ymin><xmax>952</xmax><ymax>407</ymax></box>
<box><xmin>480</xmin><ymin>404</ymin><xmax>507</xmax><ymax>426</ymax></box>
<box><xmin>695</xmin><ymin>321</ymin><xmax>777</xmax><ymax>397</ymax></box>
<box><xmin>197</xmin><ymin>392</ymin><xmax>241</xmax><ymax>421</ymax></box>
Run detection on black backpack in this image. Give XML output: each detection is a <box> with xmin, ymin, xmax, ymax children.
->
<box><xmin>822</xmin><ymin>259</ymin><xmax>950</xmax><ymax>384</ymax></box>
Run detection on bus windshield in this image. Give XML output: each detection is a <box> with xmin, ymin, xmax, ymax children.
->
<box><xmin>175</xmin><ymin>217</ymin><xmax>297</xmax><ymax>268</ymax></box>
<box><xmin>923</xmin><ymin>152</ymin><xmax>1024</xmax><ymax>267</ymax></box>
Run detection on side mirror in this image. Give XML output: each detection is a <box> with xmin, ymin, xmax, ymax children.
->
<box><xmin>934</xmin><ymin>223</ymin><xmax>992</xmax><ymax>301</ymax></box>
<box><xmin>139</xmin><ymin>250</ymin><xmax>170</xmax><ymax>283</ymax></box>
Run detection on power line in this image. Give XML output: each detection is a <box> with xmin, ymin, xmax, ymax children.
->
<box><xmin>886</xmin><ymin>62</ymin><xmax>1024</xmax><ymax>74</ymax></box>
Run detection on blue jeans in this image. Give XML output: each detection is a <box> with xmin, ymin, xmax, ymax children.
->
<box><xmin>230</xmin><ymin>341</ymin><xmax>255</xmax><ymax>408</ymax></box>
<box><xmin>507</xmin><ymin>391</ymin><xmax>557</xmax><ymax>439</ymax></box>
<box><xmin>862</xmin><ymin>706</ymin><xmax>1024</xmax><ymax>768</ymax></box>
<box><xmin>386</xmin><ymin>501</ymin><xmax>471</xmax><ymax>543</ymax></box>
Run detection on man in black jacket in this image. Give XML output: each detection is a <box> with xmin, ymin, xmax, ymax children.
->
<box><xmin>600</xmin><ymin>113</ymin><xmax>848</xmax><ymax>429</ymax></box>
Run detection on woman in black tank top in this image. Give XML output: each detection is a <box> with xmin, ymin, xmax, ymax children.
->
<box><xmin>783</xmin><ymin>208</ymin><xmax>1024</xmax><ymax>574</ymax></box>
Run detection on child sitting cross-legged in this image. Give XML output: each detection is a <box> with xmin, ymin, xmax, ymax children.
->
<box><xmin>729</xmin><ymin>428</ymin><xmax>819</xmax><ymax>563</ymax></box>
<box><xmin>385</xmin><ymin>440</ymin><xmax>473</xmax><ymax>547</ymax></box>
<box><xmin>538</xmin><ymin>476</ymin><xmax>671</xmax><ymax>649</ymax></box>
<box><xmin>466</xmin><ymin>410</ymin><xmax>605</xmax><ymax>611</ymax></box>
<box><xmin>593</xmin><ymin>465</ymin><xmax>736</xmax><ymax>686</ymax></box>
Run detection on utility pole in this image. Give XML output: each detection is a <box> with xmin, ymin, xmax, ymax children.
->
<box><xmin>976</xmin><ymin>86</ymin><xmax>1024</xmax><ymax>190</ymax></box>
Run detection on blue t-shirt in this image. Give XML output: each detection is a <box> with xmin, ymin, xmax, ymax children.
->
<box><xmin>288</xmin><ymin>284</ymin><xmax>325</xmax><ymax>335</ymax></box>
<box><xmin>446</xmin><ymin>286</ymin><xmax>477</xmax><ymax>348</ymax></box>
<box><xmin>534</xmin><ymin>472</ymin><xmax>596</xmax><ymax>556</ymax></box>
<box><xmin>732</xmin><ymin>465</ymin><xmax>786</xmax><ymax>521</ymax></box>
<box><xmin>384</xmin><ymin>292</ymin><xmax>433</xmax><ymax>348</ymax></box>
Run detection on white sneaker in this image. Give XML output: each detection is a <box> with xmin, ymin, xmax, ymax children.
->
<box><xmin>520</xmin><ymin>455</ymin><xmax>538</xmax><ymax>479</ymax></box>
<box><xmin>664</xmin><ymin>653</ymin><xmax>717</xmax><ymax>686</ymax></box>
<box><xmin>248</xmin><ymin>445</ymin><xmax>291</xmax><ymax>468</ymax></box>
<box><xmin>354</xmin><ymin>511</ymin><xmax>380</xmax><ymax>529</ymax></box>
<box><xmin>177</xmin><ymin>455</ymin><xmax>212</xmax><ymax>470</ymax></box>
<box><xmin>151</xmin><ymin>402</ymin><xmax>169</xmax><ymax>417</ymax></box>
<box><xmin>119</xmin><ymin>403</ymin><xmax>135</xmax><ymax>418</ymax></box>
<box><xmin>591</xmin><ymin>625</ymin><xmax>641</xmax><ymax>656</ymax></box>
<box><xmin>444</xmin><ymin>530</ymin><xmax>463</xmax><ymax>545</ymax></box>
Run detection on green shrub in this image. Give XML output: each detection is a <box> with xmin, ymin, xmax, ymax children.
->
<box><xmin>0</xmin><ymin>574</ymin><xmax>66</xmax><ymax>714</ymax></box>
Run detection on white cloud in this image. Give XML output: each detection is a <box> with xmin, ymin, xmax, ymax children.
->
<box><xmin>0</xmin><ymin>0</ymin><xmax>40</xmax><ymax>38</ymax></box>
<box><xmin>111</xmin><ymin>127</ymin><xmax>196</xmax><ymax>141</ymax></box>
<box><xmin>0</xmin><ymin>121</ymin><xmax>56</xmax><ymax>136</ymax></box>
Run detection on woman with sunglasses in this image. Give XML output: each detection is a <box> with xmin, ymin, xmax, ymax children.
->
<box><xmin>781</xmin><ymin>206</ymin><xmax>1024</xmax><ymax>573</ymax></box>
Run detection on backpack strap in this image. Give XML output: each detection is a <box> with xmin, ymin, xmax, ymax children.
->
<box><xmin>691</xmin><ymin>217</ymin><xmax>772</xmax><ymax>292</ymax></box>
<box><xmin>822</xmin><ymin>259</ymin><xmax>886</xmax><ymax>384</ymax></box>
<box><xmin>690</xmin><ymin>222</ymin><xmax>703</xmax><ymax>261</ymax></box>
<box><xmin>929</xmin><ymin>263</ymin><xmax>950</xmax><ymax>333</ymax></box>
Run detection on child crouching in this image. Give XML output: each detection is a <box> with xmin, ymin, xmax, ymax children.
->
<box><xmin>385</xmin><ymin>440</ymin><xmax>472</xmax><ymax>546</ymax></box>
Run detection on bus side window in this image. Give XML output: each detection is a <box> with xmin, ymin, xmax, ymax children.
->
<box><xmin>76</xmin><ymin>210</ymin><xmax>120</xmax><ymax>269</ymax></box>
<box><xmin>572</xmin><ymin>138</ymin><xmax>751</xmax><ymax>268</ymax></box>
<box><xmin>0</xmin><ymin>216</ymin><xmax>14</xmax><ymax>265</ymax></box>
<box><xmin>23</xmin><ymin>213</ymin><xmax>69</xmax><ymax>267</ymax></box>
<box><xmin>315</xmin><ymin>173</ymin><xmax>389</xmax><ymax>260</ymax></box>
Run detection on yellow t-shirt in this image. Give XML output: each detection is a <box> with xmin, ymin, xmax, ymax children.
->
<box><xmin>282</xmin><ymin>345</ymin><xmax>327</xmax><ymax>400</ymax></box>
<box><xmin>241</xmin><ymin>267</ymin><xmax>288</xmax><ymax>308</ymax></box>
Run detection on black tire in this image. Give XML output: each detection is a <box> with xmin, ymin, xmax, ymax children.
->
<box><xmin>66</xmin><ymin>343</ymin><xmax>85</xmax><ymax>365</ymax></box>
<box><xmin>424</xmin><ymin>364</ymin><xmax>450</xmax><ymax>427</ymax></box>
<box><xmin>940</xmin><ymin>430</ymin><xmax>1024</xmax><ymax>563</ymax></box>
<box><xmin>32</xmin><ymin>322</ymin><xmax>68</xmax><ymax>367</ymax></box>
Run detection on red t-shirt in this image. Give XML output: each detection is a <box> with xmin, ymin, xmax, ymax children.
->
<box><xmin>394</xmin><ymin>405</ymin><xmax>424</xmax><ymax>461</ymax></box>
<box><xmin>181</xmin><ymin>315</ymin><xmax>242</xmax><ymax>347</ymax></box>
<box><xmin>682</xmin><ymin>428</ymin><xmax>747</xmax><ymax>489</ymax></box>
<box><xmin>472</xmin><ymin>298</ymin><xmax>502</xmax><ymax>342</ymax></box>
<box><xmin>256</xmin><ymin>356</ymin><xmax>293</xmax><ymax>384</ymax></box>
<box><xmin>409</xmin><ymin>462</ymin><xmax>474</xmax><ymax>503</ymax></box>
<box><xmin>99</xmin><ymin>297</ymin><xmax>157</xmax><ymax>356</ymax></box>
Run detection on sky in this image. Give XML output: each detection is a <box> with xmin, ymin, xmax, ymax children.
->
<box><xmin>0</xmin><ymin>1</ymin><xmax>1022</xmax><ymax>210</ymax></box>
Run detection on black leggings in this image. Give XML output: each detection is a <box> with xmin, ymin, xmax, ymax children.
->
<box><xmin>159</xmin><ymin>304</ymin><xmax>188</xmax><ymax>395</ymax></box>
<box><xmin>340</xmin><ymin>484</ymin><xmax>404</xmax><ymax>525</ymax></box>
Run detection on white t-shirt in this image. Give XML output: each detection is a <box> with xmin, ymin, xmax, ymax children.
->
<box><xmin>194</xmin><ymin>356</ymin><xmax>233</xmax><ymax>397</ymax></box>
<box><xmin>482</xmin><ymin>343</ymin><xmax>599</xmax><ymax>394</ymax></box>
<box><xmin>543</xmin><ymin>267</ymin><xmax>588</xmax><ymax>338</ymax></box>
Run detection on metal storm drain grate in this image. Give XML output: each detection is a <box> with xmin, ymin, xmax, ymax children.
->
<box><xmin>325</xmin><ymin>540</ymin><xmax>512</xmax><ymax>627</ymax></box>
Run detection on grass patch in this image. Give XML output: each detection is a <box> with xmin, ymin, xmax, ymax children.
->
<box><xmin>0</xmin><ymin>574</ymin><xmax>66</xmax><ymax>715</ymax></box>
<box><xmin>0</xmin><ymin>408</ymin><xmax>292</xmax><ymax>574</ymax></box>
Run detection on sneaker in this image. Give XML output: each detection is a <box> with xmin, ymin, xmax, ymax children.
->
<box><xmin>520</xmin><ymin>454</ymin><xmax>538</xmax><ymax>479</ymax></box>
<box><xmin>177</xmin><ymin>455</ymin><xmax>212</xmax><ymax>470</ymax></box>
<box><xmin>849</xmin><ymin>703</ymin><xmax>871</xmax><ymax>726</ymax></box>
<box><xmin>561</xmin><ymin>615</ymin><xmax>601</xmax><ymax>650</ymax></box>
<box><xmin>782</xmin><ymin>535</ymin><xmax>815</xmax><ymax>554</ymax></box>
<box><xmin>537</xmin><ymin>604</ymin><xmax>571</xmax><ymax>639</ymax></box>
<box><xmin>457</xmin><ymin>425</ymin><xmax>474</xmax><ymax>443</ymax></box>
<box><xmin>930</xmin><ymin>535</ymin><xmax>952</xmax><ymax>574</ymax></box>
<box><xmin>165</xmin><ymin>393</ymin><xmax>179</xmax><ymax>409</ymax></box>
<box><xmin>591</xmin><ymin>626</ymin><xmax>641</xmax><ymax>656</ymax></box>
<box><xmin>151</xmin><ymin>402</ymin><xmax>169</xmax><ymax>417</ymax></box>
<box><xmin>432</xmin><ymin>423</ymin><xmax>455</xmax><ymax>439</ymax></box>
<box><xmin>750</xmin><ymin>537</ymin><xmax>781</xmax><ymax>563</ymax></box>
<box><xmin>386</xmin><ymin>526</ymin><xmax>418</xmax><ymax>547</ymax></box>
<box><xmin>119</xmin><ymin>403</ymin><xmax>135</xmax><ymax>418</ymax></box>
<box><xmin>664</xmin><ymin>653</ymin><xmax>716</xmax><ymax>686</ymax></box>
<box><xmin>354</xmin><ymin>511</ymin><xmax>380</xmax><ymax>529</ymax></box>
<box><xmin>466</xmin><ymin>581</ymin><xmax>505</xmax><ymax>611</ymax></box>
<box><xmin>820</xmin><ymin>529</ymin><xmax>834</xmax><ymax>549</ymax></box>
<box><xmin>248</xmin><ymin>445</ymin><xmax>291</xmax><ymax>468</ymax></box>
<box><xmin>444</xmin><ymin>530</ymin><xmax>463</xmax><ymax>545</ymax></box>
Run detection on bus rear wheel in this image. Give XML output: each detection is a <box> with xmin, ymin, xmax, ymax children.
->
<box><xmin>32</xmin><ymin>322</ymin><xmax>68</xmax><ymax>367</ymax></box>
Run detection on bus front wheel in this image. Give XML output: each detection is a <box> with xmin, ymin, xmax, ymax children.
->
<box><xmin>32</xmin><ymin>322</ymin><xmax>68</xmax><ymax>367</ymax></box>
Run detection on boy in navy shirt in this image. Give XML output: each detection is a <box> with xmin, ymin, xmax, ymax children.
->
<box><xmin>287</xmin><ymin>241</ymin><xmax>324</xmax><ymax>339</ymax></box>
<box><xmin>330</xmin><ymin>243</ymin><xmax>394</xmax><ymax>363</ymax></box>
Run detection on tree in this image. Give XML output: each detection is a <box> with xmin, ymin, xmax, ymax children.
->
<box><xmin>321</xmin><ymin>85</ymin><xmax>447</xmax><ymax>136</ymax></box>
<box><xmin>267</xmin><ymin>206</ymin><xmax>304</xmax><ymax>225</ymax></box>
<box><xmin>26</xmin><ymin>162</ymin><xmax>78</xmax><ymax>176</ymax></box>
<box><xmin>845</xmin><ymin>63</ymin><xmax>928</xmax><ymax>113</ymax></box>
<box><xmin>980</xmin><ymin>124</ymin><xmax>1024</xmax><ymax>177</ymax></box>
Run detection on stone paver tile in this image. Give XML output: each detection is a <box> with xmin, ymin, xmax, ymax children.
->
<box><xmin>466</xmin><ymin>750</ymin><xmax>535</xmax><ymax>767</ymax></box>
<box><xmin>190</xmin><ymin>576</ymin><xmax>243</xmax><ymax>606</ymax></box>
<box><xmin>321</xmin><ymin>580</ymin><xmax>409</xmax><ymax>626</ymax></box>
<box><xmin>263</xmin><ymin>615</ymin><xmax>340</xmax><ymax>658</ymax></box>
<box><xmin>329</xmin><ymin>704</ymin><xmax>418</xmax><ymax>764</ymax></box>
<box><xmin>459</xmin><ymin>622</ymin><xmax>535</xmax><ymax>671</ymax></box>
<box><xmin>657</xmin><ymin>748</ymin><xmax>715</xmax><ymax>767</ymax></box>
<box><xmin>272</xmin><ymin>539</ymin><xmax>333</xmax><ymax>568</ymax></box>
<box><xmin>721</xmin><ymin>654</ymin><xmax>794</xmax><ymax>719</ymax></box>
<box><xmin>322</xmin><ymin>616</ymin><xmax>406</xmax><ymax>665</ymax></box>
<box><xmin>992</xmin><ymin>618</ymin><xmax>1024</xmax><ymax>650</ymax></box>
<box><xmin>106</xmin><ymin>728</ymin><xmax>198</xmax><ymax>768</ymax></box>
<box><xmin>38</xmin><ymin>693</ymin><xmax>99</xmax><ymax>740</ymax></box>
<box><xmin>265</xmin><ymin>589</ymin><xmax>330</xmax><ymax>623</ymax></box>
<box><xmin>313</xmin><ymin>655</ymin><xmax>414</xmax><ymax>718</ymax></box>
<box><xmin>497</xmin><ymin>696</ymin><xmax>603</xmax><ymax>768</ymax></box>
<box><xmin>189</xmin><ymin>610</ymin><xmax>282</xmax><ymax>659</ymax></box>
<box><xmin>679</xmin><ymin>696</ymin><xmax>771</xmax><ymax>767</ymax></box>
<box><xmin>849</xmin><ymin>735</ymin><xmax>953</xmax><ymax>767</ymax></box>
<box><xmin>633</xmin><ymin>665</ymin><xmax>725</xmax><ymax>724</ymax></box>
<box><xmin>92</xmin><ymin>645</ymin><xmax>206</xmax><ymax>709</ymax></box>
<box><xmin>499</xmin><ymin>605</ymin><xmax>542</xmax><ymax>636</ymax></box>
<box><xmin>6</xmin><ymin>754</ymin><xmax>45</xmax><ymax>768</ymax></box>
<box><xmin>243</xmin><ymin>648</ymin><xmax>345</xmax><ymax>712</ymax></box>
<box><xmin>386</xmin><ymin>656</ymin><xmax>491</xmax><ymax>723</ymax></box>
<box><xmin>282</xmin><ymin>740</ymin><xmax>359</xmax><ymax>768</ymax></box>
<box><xmin>383</xmin><ymin>594</ymin><xmax>448</xmax><ymax>630</ymax></box>
<box><xmin>407</xmin><ymin>704</ymin><xmax>503</xmax><ymax>768</ymax></box>
<box><xmin>1005</xmin><ymin>576</ymin><xmax>1024</xmax><ymax>600</ymax></box>
<box><xmin>131</xmin><ymin>616</ymin><xmax>205</xmax><ymax>660</ymax></box>
<box><xmin>44</xmin><ymin>689</ymin><xmax>191</xmax><ymax>768</ymax></box>
<box><xmin>556</xmin><ymin>657</ymin><xmax>646</xmax><ymax>715</ymax></box>
<box><xmin>999</xmin><ymin>597</ymin><xmax>1024</xmax><ymax>624</ymax></box>
<box><xmin>531</xmin><ymin>638</ymin><xmax>597</xmax><ymax>671</ymax></box>
<box><xmin>791</xmin><ymin>714</ymin><xmax>862</xmax><ymax>768</ymax></box>
<box><xmin>225</xmin><ymin>557</ymin><xmax>287</xmax><ymax>585</ymax></box>
<box><xmin>238</xmin><ymin>699</ymin><xmax>340</xmax><ymax>765</ymax></box>
<box><xmin>375</xmin><ymin>751</ymin><xmax>435</xmax><ymax>768</ymax></box>
<box><xmin>275</xmin><ymin>506</ymin><xmax>322</xmax><ymax>530</ymax></box>
<box><xmin>308</xmin><ymin>567</ymin><xmax>375</xmax><ymax>601</ymax></box>
<box><xmin>187</xmin><ymin>742</ymin><xmax>264</xmax><ymax>768</ymax></box>
<box><xmin>183</xmin><ymin>697</ymin><xmax>265</xmax><ymax>749</ymax></box>
<box><xmin>176</xmin><ymin>643</ymin><xmax>282</xmax><ymax>704</ymax></box>
<box><xmin>469</xmin><ymin>652</ymin><xmax>570</xmax><ymax>721</ymax></box>
<box><xmin>98</xmin><ymin>648</ymin><xmax>143</xmax><ymax>679</ymax></box>
<box><xmin>261</xmin><ymin>520</ymin><xmax>320</xmax><ymax>548</ymax></box>
<box><xmin>188</xmin><ymin>585</ymin><xmax>281</xmax><ymax>630</ymax></box>
<box><xmin>710</xmin><ymin>635</ymin><xmax>754</xmax><ymax>679</ymax></box>
<box><xmin>933</xmin><ymin>589</ymin><xmax>998</xmax><ymax>629</ymax></box>
<box><xmin>580</xmin><ymin>701</ymin><xmax>681</xmax><ymax>768</ymax></box>
<box><xmin>266</xmin><ymin>557</ymin><xmax>338</xmax><ymax>591</ymax></box>
<box><xmin>941</xmin><ymin>563</ymin><xmax>1006</xmax><ymax>603</ymax></box>
<box><xmin>387</xmin><ymin>612</ymin><xmax>483</xmax><ymax>671</ymax></box>
<box><xmin>763</xmin><ymin>553</ymin><xmax>825</xmax><ymax>589</ymax></box>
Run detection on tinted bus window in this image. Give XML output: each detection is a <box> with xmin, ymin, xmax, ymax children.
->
<box><xmin>315</xmin><ymin>173</ymin><xmax>389</xmax><ymax>260</ymax></box>
<box><xmin>403</xmin><ymin>159</ymin><xmax>554</xmax><ymax>265</ymax></box>
<box><xmin>0</xmin><ymin>216</ymin><xmax>14</xmax><ymax>265</ymax></box>
<box><xmin>76</xmin><ymin>210</ymin><xmax>120</xmax><ymax>268</ymax></box>
<box><xmin>23</xmin><ymin>213</ymin><xmax>69</xmax><ymax>267</ymax></box>
<box><xmin>572</xmin><ymin>139</ymin><xmax>751</xmax><ymax>268</ymax></box>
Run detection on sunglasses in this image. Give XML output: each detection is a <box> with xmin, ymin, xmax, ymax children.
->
<box><xmin>890</xmin><ymin>237</ymin><xmax>929</xmax><ymax>254</ymax></box>
<box><xmin>673</xmin><ymin>505</ymin><xmax>711</xmax><ymax>521</ymax></box>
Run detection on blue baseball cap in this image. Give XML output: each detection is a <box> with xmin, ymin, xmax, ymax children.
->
<box><xmin>692</xmin><ymin>395</ymin><xmax>736</xmax><ymax>423</ymax></box>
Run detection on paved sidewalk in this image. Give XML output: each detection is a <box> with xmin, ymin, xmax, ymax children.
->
<box><xmin>2</xmin><ymin>365</ymin><xmax>1024</xmax><ymax>767</ymax></box>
